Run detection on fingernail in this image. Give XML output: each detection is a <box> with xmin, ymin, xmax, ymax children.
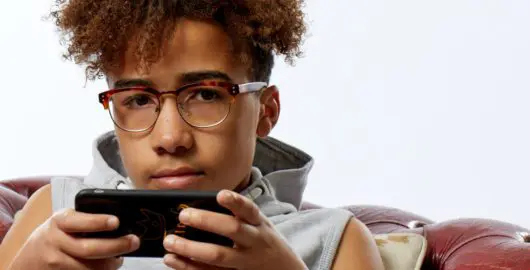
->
<box><xmin>224</xmin><ymin>190</ymin><xmax>235</xmax><ymax>200</ymax></box>
<box><xmin>129</xmin><ymin>235</ymin><xmax>140</xmax><ymax>250</ymax></box>
<box><xmin>107</xmin><ymin>216</ymin><xmax>119</xmax><ymax>228</ymax></box>
<box><xmin>179</xmin><ymin>209</ymin><xmax>190</xmax><ymax>222</ymax></box>
<box><xmin>164</xmin><ymin>235</ymin><xmax>177</xmax><ymax>247</ymax></box>
<box><xmin>229</xmin><ymin>191</ymin><xmax>240</xmax><ymax>203</ymax></box>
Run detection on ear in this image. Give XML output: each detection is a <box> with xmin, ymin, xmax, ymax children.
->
<box><xmin>256</xmin><ymin>85</ymin><xmax>280</xmax><ymax>138</ymax></box>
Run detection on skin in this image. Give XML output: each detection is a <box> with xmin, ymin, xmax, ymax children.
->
<box><xmin>109</xmin><ymin>19</ymin><xmax>267</xmax><ymax>193</ymax></box>
<box><xmin>0</xmin><ymin>19</ymin><xmax>384</xmax><ymax>270</ymax></box>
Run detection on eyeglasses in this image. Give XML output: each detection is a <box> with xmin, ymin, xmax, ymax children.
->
<box><xmin>98</xmin><ymin>81</ymin><xmax>267</xmax><ymax>132</ymax></box>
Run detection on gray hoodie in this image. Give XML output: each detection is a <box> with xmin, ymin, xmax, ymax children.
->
<box><xmin>51</xmin><ymin>131</ymin><xmax>353</xmax><ymax>270</ymax></box>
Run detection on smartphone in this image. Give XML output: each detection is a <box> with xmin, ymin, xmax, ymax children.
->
<box><xmin>75</xmin><ymin>188</ymin><xmax>234</xmax><ymax>257</ymax></box>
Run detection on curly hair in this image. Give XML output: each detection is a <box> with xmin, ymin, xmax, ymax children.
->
<box><xmin>50</xmin><ymin>0</ymin><xmax>307</xmax><ymax>82</ymax></box>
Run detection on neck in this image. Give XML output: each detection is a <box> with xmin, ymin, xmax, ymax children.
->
<box><xmin>234</xmin><ymin>172</ymin><xmax>252</xmax><ymax>192</ymax></box>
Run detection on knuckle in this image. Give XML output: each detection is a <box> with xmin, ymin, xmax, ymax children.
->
<box><xmin>79</xmin><ymin>240</ymin><xmax>94</xmax><ymax>257</ymax></box>
<box><xmin>52</xmin><ymin>208</ymin><xmax>74</xmax><ymax>225</ymax></box>
<box><xmin>44</xmin><ymin>252</ymin><xmax>63</xmax><ymax>268</ymax></box>
<box><xmin>179</xmin><ymin>238</ymin><xmax>190</xmax><ymax>252</ymax></box>
<box><xmin>261</xmin><ymin>214</ymin><xmax>273</xmax><ymax>227</ymax></box>
<box><xmin>36</xmin><ymin>223</ymin><xmax>57</xmax><ymax>247</ymax></box>
<box><xmin>205</xmin><ymin>249</ymin><xmax>227</xmax><ymax>264</ymax></box>
<box><xmin>226</xmin><ymin>221</ymin><xmax>244</xmax><ymax>237</ymax></box>
<box><xmin>50</xmin><ymin>211</ymin><xmax>62</xmax><ymax>224</ymax></box>
<box><xmin>121</xmin><ymin>236</ymin><xmax>135</xmax><ymax>252</ymax></box>
<box><xmin>249</xmin><ymin>204</ymin><xmax>260</xmax><ymax>216</ymax></box>
<box><xmin>34</xmin><ymin>220</ymin><xmax>51</xmax><ymax>236</ymax></box>
<box><xmin>41</xmin><ymin>232</ymin><xmax>55</xmax><ymax>247</ymax></box>
<box><xmin>248</xmin><ymin>205</ymin><xmax>265</xmax><ymax>224</ymax></box>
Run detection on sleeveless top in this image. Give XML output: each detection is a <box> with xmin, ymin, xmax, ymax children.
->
<box><xmin>50</xmin><ymin>131</ymin><xmax>353</xmax><ymax>270</ymax></box>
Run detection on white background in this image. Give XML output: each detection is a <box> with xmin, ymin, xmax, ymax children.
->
<box><xmin>1</xmin><ymin>1</ymin><xmax>529</xmax><ymax>228</ymax></box>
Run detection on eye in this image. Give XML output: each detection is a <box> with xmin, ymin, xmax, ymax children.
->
<box><xmin>190</xmin><ymin>89</ymin><xmax>222</xmax><ymax>102</ymax></box>
<box><xmin>123</xmin><ymin>93</ymin><xmax>157</xmax><ymax>108</ymax></box>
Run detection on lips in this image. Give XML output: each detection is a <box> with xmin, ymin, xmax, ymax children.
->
<box><xmin>150</xmin><ymin>167</ymin><xmax>205</xmax><ymax>190</ymax></box>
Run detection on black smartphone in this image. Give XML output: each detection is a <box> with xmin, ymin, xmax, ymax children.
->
<box><xmin>75</xmin><ymin>188</ymin><xmax>234</xmax><ymax>257</ymax></box>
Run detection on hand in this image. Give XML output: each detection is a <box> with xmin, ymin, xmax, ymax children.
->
<box><xmin>8</xmin><ymin>209</ymin><xmax>140</xmax><ymax>270</ymax></box>
<box><xmin>162</xmin><ymin>190</ymin><xmax>307</xmax><ymax>270</ymax></box>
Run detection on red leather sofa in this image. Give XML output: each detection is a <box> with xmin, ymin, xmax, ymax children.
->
<box><xmin>1</xmin><ymin>177</ymin><xmax>529</xmax><ymax>269</ymax></box>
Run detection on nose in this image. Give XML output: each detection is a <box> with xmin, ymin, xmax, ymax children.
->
<box><xmin>150</xmin><ymin>98</ymin><xmax>194</xmax><ymax>155</ymax></box>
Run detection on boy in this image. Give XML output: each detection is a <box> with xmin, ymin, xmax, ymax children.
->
<box><xmin>0</xmin><ymin>1</ymin><xmax>383</xmax><ymax>269</ymax></box>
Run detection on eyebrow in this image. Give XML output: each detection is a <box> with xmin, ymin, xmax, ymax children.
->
<box><xmin>113</xmin><ymin>78</ymin><xmax>154</xmax><ymax>89</ymax></box>
<box><xmin>112</xmin><ymin>71</ymin><xmax>234</xmax><ymax>89</ymax></box>
<box><xmin>180</xmin><ymin>71</ymin><xmax>233</xmax><ymax>84</ymax></box>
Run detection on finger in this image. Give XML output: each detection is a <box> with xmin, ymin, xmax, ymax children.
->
<box><xmin>164</xmin><ymin>234</ymin><xmax>242</xmax><ymax>268</ymax></box>
<box><xmin>179</xmin><ymin>207</ymin><xmax>259</xmax><ymax>248</ymax></box>
<box><xmin>41</xmin><ymin>251</ymin><xmax>93</xmax><ymax>270</ymax></box>
<box><xmin>217</xmin><ymin>190</ymin><xmax>263</xmax><ymax>226</ymax></box>
<box><xmin>82</xmin><ymin>257</ymin><xmax>124</xmax><ymax>270</ymax></box>
<box><xmin>59</xmin><ymin>233</ymin><xmax>140</xmax><ymax>259</ymax></box>
<box><xmin>163</xmin><ymin>254</ymin><xmax>221</xmax><ymax>270</ymax></box>
<box><xmin>52</xmin><ymin>208</ymin><xmax>120</xmax><ymax>233</ymax></box>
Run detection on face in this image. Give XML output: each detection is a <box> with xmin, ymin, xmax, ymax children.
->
<box><xmin>105</xmin><ymin>19</ymin><xmax>280</xmax><ymax>191</ymax></box>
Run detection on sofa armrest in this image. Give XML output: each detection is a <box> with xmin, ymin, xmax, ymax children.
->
<box><xmin>0</xmin><ymin>185</ymin><xmax>29</xmax><ymax>243</ymax></box>
<box><xmin>330</xmin><ymin>204</ymin><xmax>530</xmax><ymax>270</ymax></box>
<box><xmin>421</xmin><ymin>218</ymin><xmax>530</xmax><ymax>270</ymax></box>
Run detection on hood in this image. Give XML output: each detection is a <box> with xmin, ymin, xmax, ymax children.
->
<box><xmin>85</xmin><ymin>131</ymin><xmax>314</xmax><ymax>209</ymax></box>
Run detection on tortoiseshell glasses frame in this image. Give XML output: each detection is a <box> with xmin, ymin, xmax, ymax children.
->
<box><xmin>98</xmin><ymin>81</ymin><xmax>267</xmax><ymax>132</ymax></box>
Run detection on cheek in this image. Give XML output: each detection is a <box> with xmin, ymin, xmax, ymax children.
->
<box><xmin>115</xmin><ymin>129</ymin><xmax>150</xmax><ymax>180</ymax></box>
<box><xmin>197</xmin><ymin>101</ymin><xmax>258</xmax><ymax>177</ymax></box>
<box><xmin>225</xmin><ymin>100</ymin><xmax>259</xmax><ymax>156</ymax></box>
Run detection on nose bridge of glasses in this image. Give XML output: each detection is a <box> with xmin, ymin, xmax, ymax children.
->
<box><xmin>157</xmin><ymin>94</ymin><xmax>182</xmax><ymax>114</ymax></box>
<box><xmin>157</xmin><ymin>89</ymin><xmax>183</xmax><ymax>101</ymax></box>
<box><xmin>156</xmin><ymin>97</ymin><xmax>189</xmax><ymax>128</ymax></box>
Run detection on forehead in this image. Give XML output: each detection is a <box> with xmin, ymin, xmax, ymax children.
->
<box><xmin>107</xmin><ymin>19</ymin><xmax>249</xmax><ymax>87</ymax></box>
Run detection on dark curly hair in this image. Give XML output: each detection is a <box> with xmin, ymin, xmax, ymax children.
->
<box><xmin>50</xmin><ymin>0</ymin><xmax>307</xmax><ymax>82</ymax></box>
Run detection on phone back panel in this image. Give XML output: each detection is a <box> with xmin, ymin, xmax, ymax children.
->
<box><xmin>75</xmin><ymin>189</ymin><xmax>233</xmax><ymax>257</ymax></box>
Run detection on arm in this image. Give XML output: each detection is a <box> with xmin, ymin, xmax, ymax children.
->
<box><xmin>331</xmin><ymin>217</ymin><xmax>385</xmax><ymax>270</ymax></box>
<box><xmin>1</xmin><ymin>184</ymin><xmax>137</xmax><ymax>270</ymax></box>
<box><xmin>0</xmin><ymin>184</ymin><xmax>53</xmax><ymax>270</ymax></box>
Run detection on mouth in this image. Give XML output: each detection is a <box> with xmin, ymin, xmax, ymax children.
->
<box><xmin>150</xmin><ymin>167</ymin><xmax>205</xmax><ymax>190</ymax></box>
